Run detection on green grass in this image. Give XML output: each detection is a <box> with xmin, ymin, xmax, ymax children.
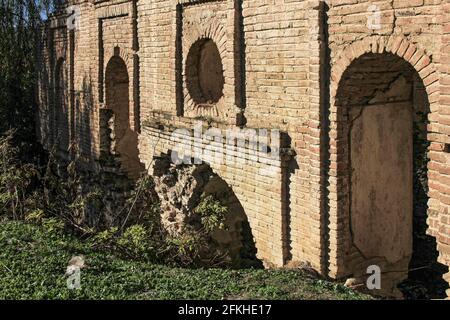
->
<box><xmin>0</xmin><ymin>221</ymin><xmax>371</xmax><ymax>300</ymax></box>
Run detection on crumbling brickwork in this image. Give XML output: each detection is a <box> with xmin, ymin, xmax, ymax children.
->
<box><xmin>37</xmin><ymin>0</ymin><xmax>450</xmax><ymax>297</ymax></box>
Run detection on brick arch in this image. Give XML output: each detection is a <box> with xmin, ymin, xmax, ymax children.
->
<box><xmin>103</xmin><ymin>46</ymin><xmax>138</xmax><ymax>130</ymax></box>
<box><xmin>182</xmin><ymin>18</ymin><xmax>228</xmax><ymax>118</ymax></box>
<box><xmin>150</xmin><ymin>150</ymin><xmax>264</xmax><ymax>267</ymax></box>
<box><xmin>104</xmin><ymin>46</ymin><xmax>134</xmax><ymax>76</ymax></box>
<box><xmin>105</xmin><ymin>55</ymin><xmax>129</xmax><ymax>107</ymax></box>
<box><xmin>328</xmin><ymin>36</ymin><xmax>444</xmax><ymax>297</ymax></box>
<box><xmin>331</xmin><ymin>36</ymin><xmax>439</xmax><ymax>106</ymax></box>
<box><xmin>182</xmin><ymin>19</ymin><xmax>227</xmax><ymax>66</ymax></box>
<box><xmin>104</xmin><ymin>54</ymin><xmax>144</xmax><ymax>179</ymax></box>
<box><xmin>148</xmin><ymin>145</ymin><xmax>245</xmax><ymax>214</ymax></box>
<box><xmin>54</xmin><ymin>56</ymin><xmax>66</xmax><ymax>75</ymax></box>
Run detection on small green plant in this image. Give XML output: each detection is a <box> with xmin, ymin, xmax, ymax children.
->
<box><xmin>89</xmin><ymin>226</ymin><xmax>118</xmax><ymax>246</ymax></box>
<box><xmin>115</xmin><ymin>224</ymin><xmax>160</xmax><ymax>262</ymax></box>
<box><xmin>165</xmin><ymin>232</ymin><xmax>202</xmax><ymax>266</ymax></box>
<box><xmin>194</xmin><ymin>194</ymin><xmax>228</xmax><ymax>232</ymax></box>
<box><xmin>155</xmin><ymin>193</ymin><xmax>231</xmax><ymax>267</ymax></box>
<box><xmin>41</xmin><ymin>217</ymin><xmax>65</xmax><ymax>235</ymax></box>
<box><xmin>25</xmin><ymin>209</ymin><xmax>46</xmax><ymax>223</ymax></box>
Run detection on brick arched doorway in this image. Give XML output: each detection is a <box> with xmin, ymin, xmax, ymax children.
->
<box><xmin>334</xmin><ymin>52</ymin><xmax>448</xmax><ymax>298</ymax></box>
<box><xmin>54</xmin><ymin>58</ymin><xmax>69</xmax><ymax>151</ymax></box>
<box><xmin>104</xmin><ymin>56</ymin><xmax>143</xmax><ymax>179</ymax></box>
<box><xmin>152</xmin><ymin>156</ymin><xmax>263</xmax><ymax>268</ymax></box>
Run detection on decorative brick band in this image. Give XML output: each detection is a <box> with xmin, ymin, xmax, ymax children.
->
<box><xmin>95</xmin><ymin>2</ymin><xmax>131</xmax><ymax>19</ymax></box>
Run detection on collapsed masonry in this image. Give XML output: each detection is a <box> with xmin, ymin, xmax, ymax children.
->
<box><xmin>37</xmin><ymin>0</ymin><xmax>450</xmax><ymax>298</ymax></box>
<box><xmin>153</xmin><ymin>155</ymin><xmax>262</xmax><ymax>268</ymax></box>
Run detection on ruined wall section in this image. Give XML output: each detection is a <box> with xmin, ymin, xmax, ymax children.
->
<box><xmin>36</xmin><ymin>0</ymin><xmax>142</xmax><ymax>225</ymax></box>
<box><xmin>36</xmin><ymin>1</ymin><xmax>450</xmax><ymax>289</ymax></box>
<box><xmin>136</xmin><ymin>0</ymin><xmax>325</xmax><ymax>268</ymax></box>
<box><xmin>37</xmin><ymin>0</ymin><xmax>139</xmax><ymax>160</ymax></box>
<box><xmin>73</xmin><ymin>0</ymin><xmax>101</xmax><ymax>158</ymax></box>
<box><xmin>136</xmin><ymin>0</ymin><xmax>292</xmax><ymax>266</ymax></box>
<box><xmin>37</xmin><ymin>13</ymin><xmax>69</xmax><ymax>152</ymax></box>
<box><xmin>141</xmin><ymin>124</ymin><xmax>291</xmax><ymax>266</ymax></box>
<box><xmin>37</xmin><ymin>0</ymin><xmax>325</xmax><ymax>269</ymax></box>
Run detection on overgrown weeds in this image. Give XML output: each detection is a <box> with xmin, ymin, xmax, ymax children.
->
<box><xmin>0</xmin><ymin>131</ymin><xmax>237</xmax><ymax>268</ymax></box>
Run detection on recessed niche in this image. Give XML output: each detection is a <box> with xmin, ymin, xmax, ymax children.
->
<box><xmin>176</xmin><ymin>0</ymin><xmax>244</xmax><ymax>121</ymax></box>
<box><xmin>186</xmin><ymin>38</ymin><xmax>224</xmax><ymax>106</ymax></box>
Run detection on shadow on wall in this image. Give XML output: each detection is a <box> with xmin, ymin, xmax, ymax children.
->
<box><xmin>54</xmin><ymin>58</ymin><xmax>70</xmax><ymax>152</ymax></box>
<box><xmin>37</xmin><ymin>28</ymin><xmax>94</xmax><ymax>159</ymax></box>
<box><xmin>152</xmin><ymin>153</ymin><xmax>263</xmax><ymax>269</ymax></box>
<box><xmin>36</xmin><ymin>33</ymin><xmax>58</xmax><ymax>149</ymax></box>
<box><xmin>204</xmin><ymin>174</ymin><xmax>263</xmax><ymax>269</ymax></box>
<box><xmin>73</xmin><ymin>75</ymin><xmax>93</xmax><ymax>157</ymax></box>
<box><xmin>104</xmin><ymin>56</ymin><xmax>143</xmax><ymax>179</ymax></box>
<box><xmin>399</xmin><ymin>75</ymin><xmax>449</xmax><ymax>300</ymax></box>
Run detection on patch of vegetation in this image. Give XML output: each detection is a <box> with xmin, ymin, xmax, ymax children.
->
<box><xmin>0</xmin><ymin>220</ymin><xmax>371</xmax><ymax>300</ymax></box>
<box><xmin>194</xmin><ymin>194</ymin><xmax>228</xmax><ymax>232</ymax></box>
<box><xmin>0</xmin><ymin>131</ymin><xmax>230</xmax><ymax>268</ymax></box>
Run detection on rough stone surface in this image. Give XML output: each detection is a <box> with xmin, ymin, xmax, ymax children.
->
<box><xmin>153</xmin><ymin>155</ymin><xmax>261</xmax><ymax>268</ymax></box>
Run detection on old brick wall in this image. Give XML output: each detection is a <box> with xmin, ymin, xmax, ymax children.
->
<box><xmin>439</xmin><ymin>0</ymin><xmax>450</xmax><ymax>296</ymax></box>
<box><xmin>37</xmin><ymin>0</ymin><xmax>328</xmax><ymax>268</ymax></box>
<box><xmin>37</xmin><ymin>15</ymin><xmax>68</xmax><ymax>152</ymax></box>
<box><xmin>327</xmin><ymin>0</ymin><xmax>449</xmax><ymax>295</ymax></box>
<box><xmin>36</xmin><ymin>0</ymin><xmax>450</xmax><ymax>295</ymax></box>
<box><xmin>134</xmin><ymin>0</ymin><xmax>326</xmax><ymax>267</ymax></box>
